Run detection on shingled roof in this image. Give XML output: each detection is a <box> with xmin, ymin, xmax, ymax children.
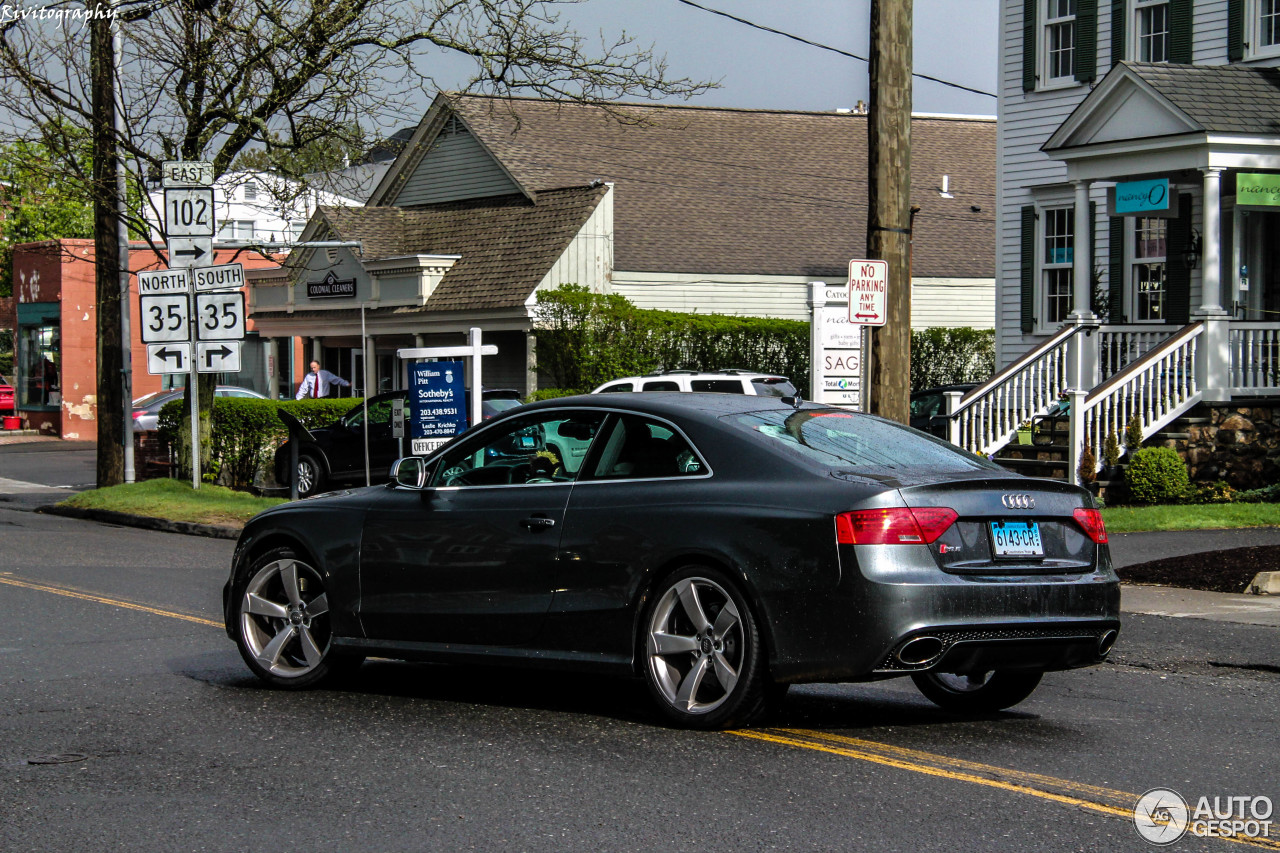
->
<box><xmin>386</xmin><ymin>95</ymin><xmax>995</xmax><ymax>280</ymax></box>
<box><xmin>1120</xmin><ymin>61</ymin><xmax>1280</xmax><ymax>135</ymax></box>
<box><xmin>314</xmin><ymin>185</ymin><xmax>607</xmax><ymax>312</ymax></box>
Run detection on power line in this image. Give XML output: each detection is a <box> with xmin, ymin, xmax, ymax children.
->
<box><xmin>672</xmin><ymin>0</ymin><xmax>997</xmax><ymax>99</ymax></box>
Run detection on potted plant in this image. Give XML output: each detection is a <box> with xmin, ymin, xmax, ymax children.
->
<box><xmin>1016</xmin><ymin>419</ymin><xmax>1034</xmax><ymax>445</ymax></box>
<box><xmin>1078</xmin><ymin>436</ymin><xmax>1098</xmax><ymax>489</ymax></box>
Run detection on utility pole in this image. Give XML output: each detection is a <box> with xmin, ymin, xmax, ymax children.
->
<box><xmin>866</xmin><ymin>0</ymin><xmax>913</xmax><ymax>424</ymax></box>
<box><xmin>91</xmin><ymin>8</ymin><xmax>124</xmax><ymax>486</ymax></box>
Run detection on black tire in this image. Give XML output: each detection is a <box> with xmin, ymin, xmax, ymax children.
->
<box><xmin>232</xmin><ymin>546</ymin><xmax>359</xmax><ymax>689</ymax></box>
<box><xmin>295</xmin><ymin>453</ymin><xmax>325</xmax><ymax>498</ymax></box>
<box><xmin>911</xmin><ymin>669</ymin><xmax>1043</xmax><ymax>713</ymax></box>
<box><xmin>640</xmin><ymin>566</ymin><xmax>767</xmax><ymax>729</ymax></box>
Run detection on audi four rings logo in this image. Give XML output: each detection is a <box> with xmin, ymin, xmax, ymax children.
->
<box><xmin>1001</xmin><ymin>494</ymin><xmax>1035</xmax><ymax>509</ymax></box>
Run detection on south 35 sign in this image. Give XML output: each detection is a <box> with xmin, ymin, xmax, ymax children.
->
<box><xmin>409</xmin><ymin>360</ymin><xmax>467</xmax><ymax>455</ymax></box>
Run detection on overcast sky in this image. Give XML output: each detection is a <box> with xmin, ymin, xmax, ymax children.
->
<box><xmin>417</xmin><ymin>0</ymin><xmax>1000</xmax><ymax>118</ymax></box>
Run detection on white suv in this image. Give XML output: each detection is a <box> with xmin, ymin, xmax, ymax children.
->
<box><xmin>592</xmin><ymin>369</ymin><xmax>798</xmax><ymax>397</ymax></box>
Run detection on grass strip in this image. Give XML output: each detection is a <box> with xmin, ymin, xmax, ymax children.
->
<box><xmin>59</xmin><ymin>479</ymin><xmax>284</xmax><ymax>527</ymax></box>
<box><xmin>1102</xmin><ymin>502</ymin><xmax>1280</xmax><ymax>533</ymax></box>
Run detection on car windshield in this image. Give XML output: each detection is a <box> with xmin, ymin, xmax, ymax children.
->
<box><xmin>726</xmin><ymin>408</ymin><xmax>1000</xmax><ymax>472</ymax></box>
<box><xmin>133</xmin><ymin>390</ymin><xmax>178</xmax><ymax>408</ymax></box>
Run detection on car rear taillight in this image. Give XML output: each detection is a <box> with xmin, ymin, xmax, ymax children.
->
<box><xmin>836</xmin><ymin>507</ymin><xmax>958</xmax><ymax>545</ymax></box>
<box><xmin>1072</xmin><ymin>507</ymin><xmax>1108</xmax><ymax>543</ymax></box>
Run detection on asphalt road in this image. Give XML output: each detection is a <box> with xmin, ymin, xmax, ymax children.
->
<box><xmin>1</xmin><ymin>500</ymin><xmax>1277</xmax><ymax>851</ymax></box>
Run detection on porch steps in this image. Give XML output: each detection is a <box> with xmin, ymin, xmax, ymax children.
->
<box><xmin>992</xmin><ymin>415</ymin><xmax>1070</xmax><ymax>480</ymax></box>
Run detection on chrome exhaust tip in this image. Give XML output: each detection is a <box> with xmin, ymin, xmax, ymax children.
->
<box><xmin>896</xmin><ymin>636</ymin><xmax>945</xmax><ymax>666</ymax></box>
<box><xmin>1097</xmin><ymin>629</ymin><xmax>1118</xmax><ymax>657</ymax></box>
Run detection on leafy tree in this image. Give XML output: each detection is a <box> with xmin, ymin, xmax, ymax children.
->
<box><xmin>0</xmin><ymin>0</ymin><xmax>712</xmax><ymax>484</ymax></box>
<box><xmin>0</xmin><ymin>132</ymin><xmax>95</xmax><ymax>296</ymax></box>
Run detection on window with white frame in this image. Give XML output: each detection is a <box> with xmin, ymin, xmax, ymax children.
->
<box><xmin>217</xmin><ymin>220</ymin><xmax>256</xmax><ymax>239</ymax></box>
<box><xmin>1132</xmin><ymin>0</ymin><xmax>1169</xmax><ymax>62</ymax></box>
<box><xmin>1247</xmin><ymin>0</ymin><xmax>1280</xmax><ymax>58</ymax></box>
<box><xmin>1042</xmin><ymin>206</ymin><xmax>1075</xmax><ymax>325</ymax></box>
<box><xmin>1131</xmin><ymin>217</ymin><xmax>1167</xmax><ymax>321</ymax></box>
<box><xmin>1043</xmin><ymin>0</ymin><xmax>1077</xmax><ymax>84</ymax></box>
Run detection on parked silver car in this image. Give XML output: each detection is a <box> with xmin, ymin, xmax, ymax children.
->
<box><xmin>131</xmin><ymin>385</ymin><xmax>266</xmax><ymax>431</ymax></box>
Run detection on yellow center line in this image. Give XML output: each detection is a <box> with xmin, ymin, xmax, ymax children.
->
<box><xmin>729</xmin><ymin>729</ymin><xmax>1280</xmax><ymax>851</ymax></box>
<box><xmin>0</xmin><ymin>574</ymin><xmax>222</xmax><ymax>628</ymax></box>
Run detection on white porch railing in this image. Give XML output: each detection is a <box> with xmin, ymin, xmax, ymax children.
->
<box><xmin>945</xmin><ymin>324</ymin><xmax>1081</xmax><ymax>456</ymax></box>
<box><xmin>1075</xmin><ymin>322</ymin><xmax>1203</xmax><ymax>478</ymax></box>
<box><xmin>1098</xmin><ymin>325</ymin><xmax>1169</xmax><ymax>379</ymax></box>
<box><xmin>1229</xmin><ymin>322</ymin><xmax>1280</xmax><ymax>395</ymax></box>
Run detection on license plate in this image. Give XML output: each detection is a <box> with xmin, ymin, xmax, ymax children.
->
<box><xmin>990</xmin><ymin>521</ymin><xmax>1043</xmax><ymax>557</ymax></box>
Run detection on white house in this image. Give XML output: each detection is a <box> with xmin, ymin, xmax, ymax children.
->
<box><xmin>145</xmin><ymin>170</ymin><xmax>361</xmax><ymax>244</ymax></box>
<box><xmin>971</xmin><ymin>0</ymin><xmax>1280</xmax><ymax>486</ymax></box>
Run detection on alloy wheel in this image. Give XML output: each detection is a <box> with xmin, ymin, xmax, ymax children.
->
<box><xmin>239</xmin><ymin>557</ymin><xmax>332</xmax><ymax>678</ymax></box>
<box><xmin>646</xmin><ymin>576</ymin><xmax>745</xmax><ymax>715</ymax></box>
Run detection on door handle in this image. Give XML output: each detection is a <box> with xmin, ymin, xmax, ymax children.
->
<box><xmin>520</xmin><ymin>516</ymin><xmax>556</xmax><ymax>530</ymax></box>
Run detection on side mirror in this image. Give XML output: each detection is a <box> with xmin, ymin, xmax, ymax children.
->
<box><xmin>391</xmin><ymin>456</ymin><xmax>427</xmax><ymax>489</ymax></box>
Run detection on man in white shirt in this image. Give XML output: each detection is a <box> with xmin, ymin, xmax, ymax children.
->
<box><xmin>296</xmin><ymin>361</ymin><xmax>351</xmax><ymax>400</ymax></box>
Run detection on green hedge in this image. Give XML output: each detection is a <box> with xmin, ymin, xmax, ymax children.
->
<box><xmin>910</xmin><ymin>327</ymin><xmax>995</xmax><ymax>392</ymax></box>
<box><xmin>534</xmin><ymin>285</ymin><xmax>811</xmax><ymax>392</ymax></box>
<box><xmin>1124</xmin><ymin>446</ymin><xmax>1191</xmax><ymax>505</ymax></box>
<box><xmin>158</xmin><ymin>397</ymin><xmax>359</xmax><ymax>488</ymax></box>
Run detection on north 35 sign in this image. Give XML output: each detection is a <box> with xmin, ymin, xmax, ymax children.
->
<box><xmin>139</xmin><ymin>294</ymin><xmax>190</xmax><ymax>343</ymax></box>
<box><xmin>195</xmin><ymin>292</ymin><xmax>245</xmax><ymax>341</ymax></box>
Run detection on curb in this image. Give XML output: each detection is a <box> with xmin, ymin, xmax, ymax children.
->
<box><xmin>36</xmin><ymin>504</ymin><xmax>241</xmax><ymax>540</ymax></box>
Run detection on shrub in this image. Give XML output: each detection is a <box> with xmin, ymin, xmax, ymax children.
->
<box><xmin>1183</xmin><ymin>480</ymin><xmax>1235</xmax><ymax>505</ymax></box>
<box><xmin>158</xmin><ymin>396</ymin><xmax>360</xmax><ymax>488</ymax></box>
<box><xmin>532</xmin><ymin>284</ymin><xmax>811</xmax><ymax>392</ymax></box>
<box><xmin>909</xmin><ymin>327</ymin><xmax>995</xmax><ymax>391</ymax></box>
<box><xmin>1235</xmin><ymin>483</ymin><xmax>1280</xmax><ymax>504</ymax></box>
<box><xmin>1124</xmin><ymin>415</ymin><xmax>1144</xmax><ymax>453</ymax></box>
<box><xmin>1103</xmin><ymin>431</ymin><xmax>1121</xmax><ymax>468</ymax></box>
<box><xmin>525</xmin><ymin>387</ymin><xmax>582</xmax><ymax>402</ymax></box>
<box><xmin>1124</xmin><ymin>446</ymin><xmax>1190</xmax><ymax>505</ymax></box>
<box><xmin>1078</xmin><ymin>437</ymin><xmax>1097</xmax><ymax>485</ymax></box>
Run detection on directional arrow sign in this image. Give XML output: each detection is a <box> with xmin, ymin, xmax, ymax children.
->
<box><xmin>167</xmin><ymin>237</ymin><xmax>213</xmax><ymax>270</ymax></box>
<box><xmin>147</xmin><ymin>343</ymin><xmax>191</xmax><ymax>375</ymax></box>
<box><xmin>198</xmin><ymin>340</ymin><xmax>242</xmax><ymax>373</ymax></box>
<box><xmin>192</xmin><ymin>262</ymin><xmax>245</xmax><ymax>292</ymax></box>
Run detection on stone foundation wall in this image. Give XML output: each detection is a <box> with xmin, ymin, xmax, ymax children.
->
<box><xmin>1168</xmin><ymin>402</ymin><xmax>1280</xmax><ymax>489</ymax></box>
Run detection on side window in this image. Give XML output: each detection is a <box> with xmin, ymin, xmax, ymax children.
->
<box><xmin>431</xmin><ymin>411</ymin><xmax>606</xmax><ymax>487</ymax></box>
<box><xmin>589</xmin><ymin>415</ymin><xmax>706</xmax><ymax>480</ymax></box>
<box><xmin>599</xmin><ymin>383</ymin><xmax>633</xmax><ymax>393</ymax></box>
<box><xmin>690</xmin><ymin>379</ymin><xmax>746</xmax><ymax>393</ymax></box>
<box><xmin>640</xmin><ymin>380</ymin><xmax>680</xmax><ymax>391</ymax></box>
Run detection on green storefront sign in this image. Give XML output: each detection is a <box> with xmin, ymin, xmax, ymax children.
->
<box><xmin>1237</xmin><ymin>173</ymin><xmax>1280</xmax><ymax>206</ymax></box>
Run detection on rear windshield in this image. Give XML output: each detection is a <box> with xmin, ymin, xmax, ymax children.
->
<box><xmin>726</xmin><ymin>408</ymin><xmax>1000</xmax><ymax>472</ymax></box>
<box><xmin>485</xmin><ymin>398</ymin><xmax>523</xmax><ymax>413</ymax></box>
<box><xmin>751</xmin><ymin>378</ymin><xmax>797</xmax><ymax>397</ymax></box>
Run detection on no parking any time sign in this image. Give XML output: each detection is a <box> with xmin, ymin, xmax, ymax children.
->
<box><xmin>847</xmin><ymin>259</ymin><xmax>888</xmax><ymax>327</ymax></box>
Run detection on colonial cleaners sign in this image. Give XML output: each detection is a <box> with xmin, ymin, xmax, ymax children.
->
<box><xmin>1114</xmin><ymin>178</ymin><xmax>1169</xmax><ymax>214</ymax></box>
<box><xmin>409</xmin><ymin>360</ymin><xmax>467</xmax><ymax>455</ymax></box>
<box><xmin>1237</xmin><ymin>173</ymin><xmax>1280</xmax><ymax>206</ymax></box>
<box><xmin>307</xmin><ymin>270</ymin><xmax>356</xmax><ymax>299</ymax></box>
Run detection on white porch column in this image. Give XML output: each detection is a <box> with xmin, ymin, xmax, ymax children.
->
<box><xmin>1196</xmin><ymin>167</ymin><xmax>1230</xmax><ymax>401</ymax></box>
<box><xmin>1069</xmin><ymin>180</ymin><xmax>1096</xmax><ymax>323</ymax></box>
<box><xmin>1197</xmin><ymin>167</ymin><xmax>1227</xmax><ymax>315</ymax></box>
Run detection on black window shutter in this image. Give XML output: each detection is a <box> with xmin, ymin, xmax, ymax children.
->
<box><xmin>1024</xmin><ymin>0</ymin><xmax>1039</xmax><ymax>91</ymax></box>
<box><xmin>1166</xmin><ymin>193</ymin><xmax>1192</xmax><ymax>325</ymax></box>
<box><xmin>1077</xmin><ymin>0</ymin><xmax>1098</xmax><ymax>82</ymax></box>
<box><xmin>1111</xmin><ymin>0</ymin><xmax>1126</xmax><ymax>65</ymax></box>
<box><xmin>1089</xmin><ymin>200</ymin><xmax>1098</xmax><ymax>313</ymax></box>
<box><xmin>1170</xmin><ymin>0</ymin><xmax>1193</xmax><ymax>63</ymax></box>
<box><xmin>1021</xmin><ymin>206</ymin><xmax>1037</xmax><ymax>333</ymax></box>
<box><xmin>1228</xmin><ymin>0</ymin><xmax>1244</xmax><ymax>62</ymax></box>
<box><xmin>1109</xmin><ymin>215</ymin><xmax>1126</xmax><ymax>322</ymax></box>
